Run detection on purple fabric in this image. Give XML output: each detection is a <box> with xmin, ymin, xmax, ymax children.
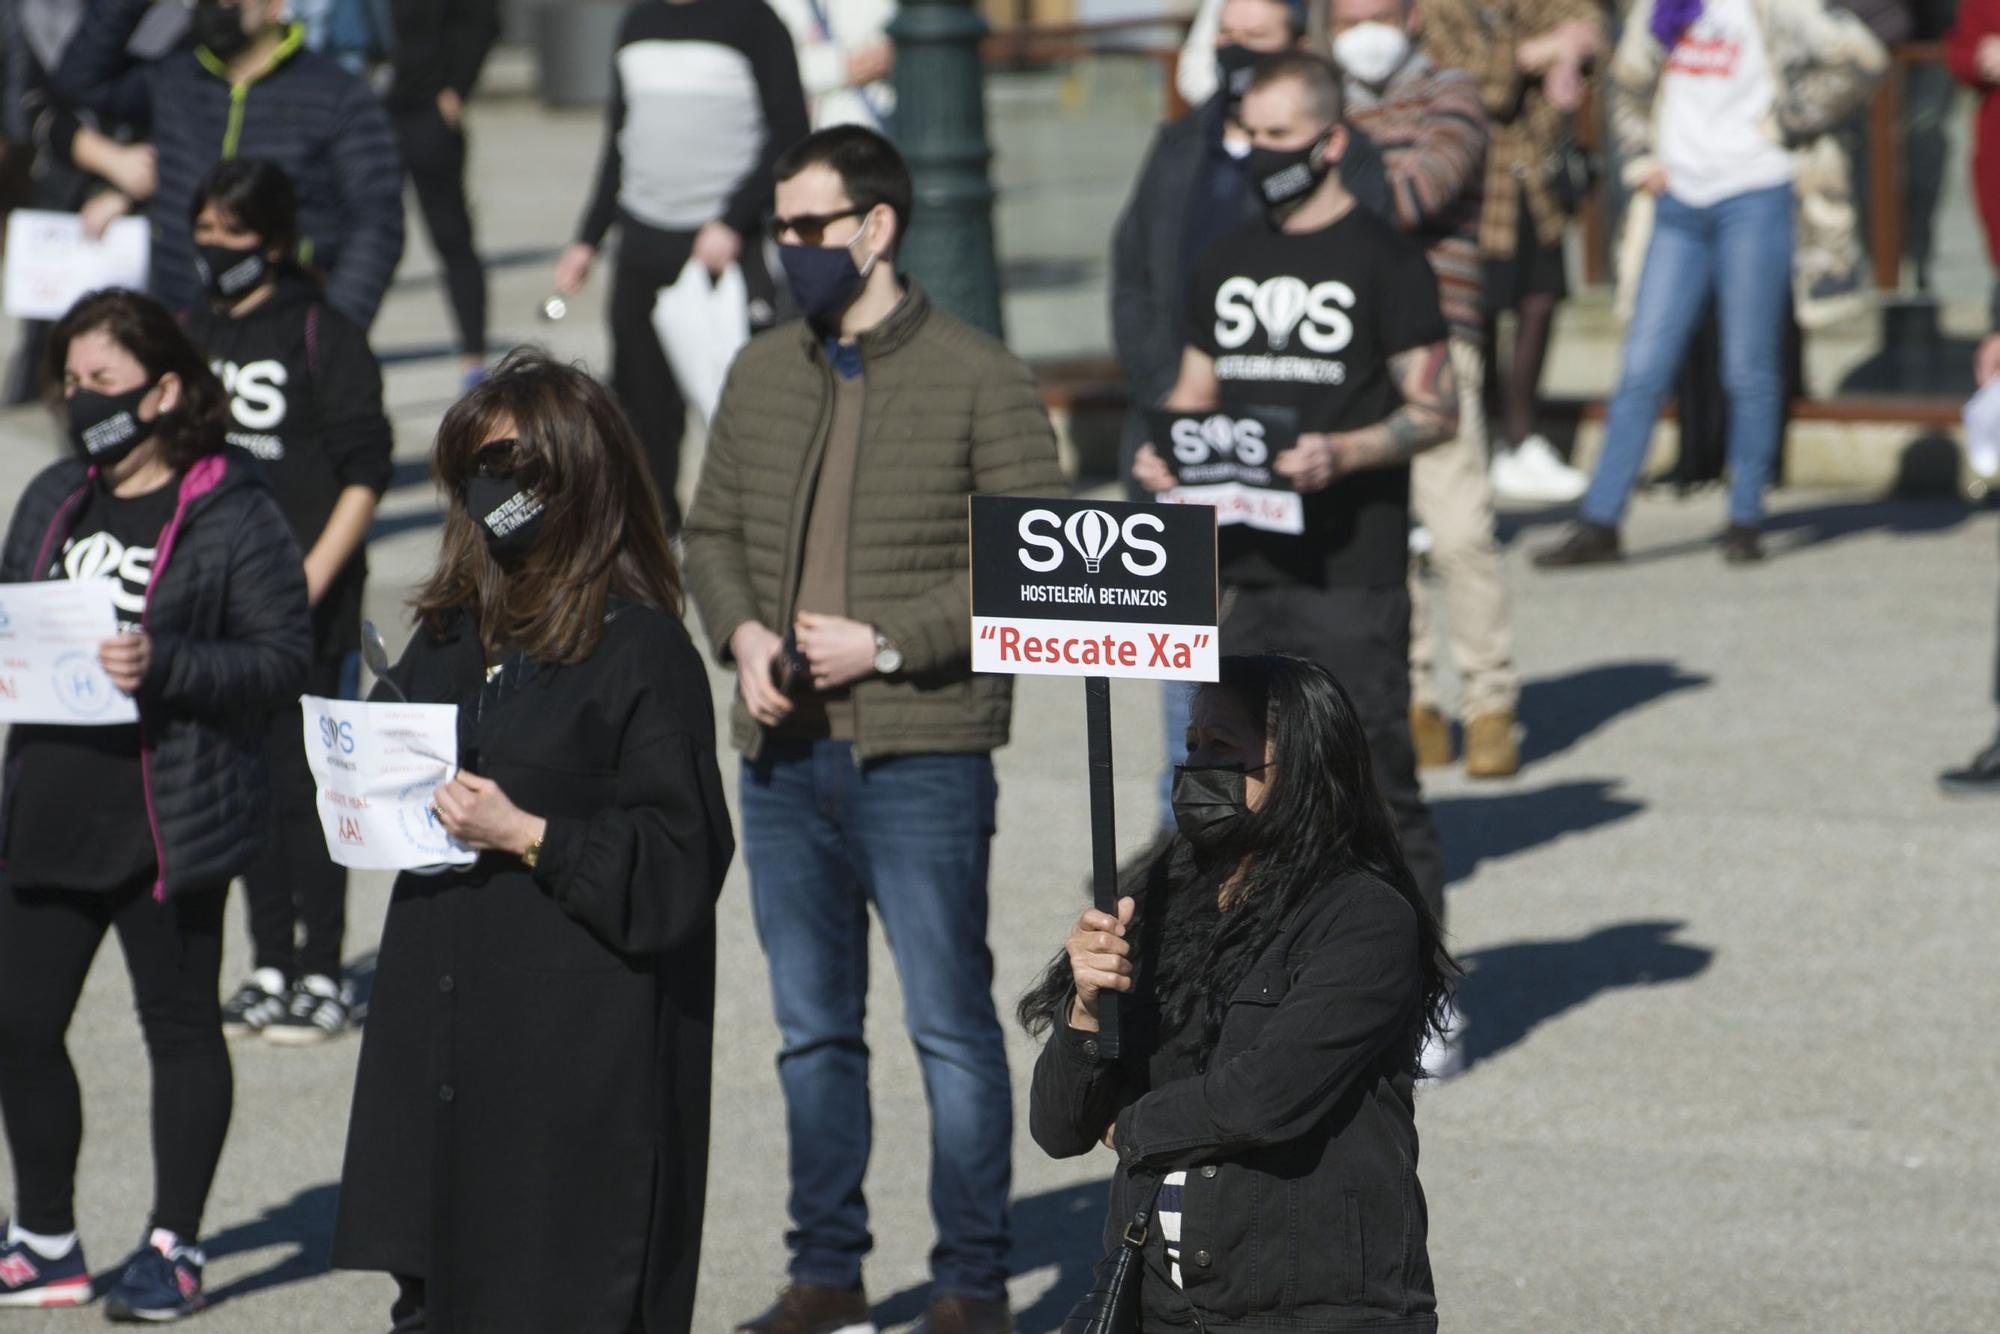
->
<box><xmin>1650</xmin><ymin>0</ymin><xmax>1705</xmax><ymax>49</ymax></box>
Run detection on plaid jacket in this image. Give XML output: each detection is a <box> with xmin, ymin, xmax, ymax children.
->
<box><xmin>1420</xmin><ymin>0</ymin><xmax>1607</xmax><ymax>260</ymax></box>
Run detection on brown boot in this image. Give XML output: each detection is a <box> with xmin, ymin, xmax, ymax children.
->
<box><xmin>1410</xmin><ymin>705</ymin><xmax>1453</xmax><ymax>769</ymax></box>
<box><xmin>734</xmin><ymin>1282</ymin><xmax>874</xmax><ymax>1334</ymax></box>
<box><xmin>913</xmin><ymin>1294</ymin><xmax>1014</xmax><ymax>1334</ymax></box>
<box><xmin>1533</xmin><ymin>521</ymin><xmax>1622</xmax><ymax>569</ymax></box>
<box><xmin>1463</xmin><ymin>711</ymin><xmax>1520</xmax><ymax>779</ymax></box>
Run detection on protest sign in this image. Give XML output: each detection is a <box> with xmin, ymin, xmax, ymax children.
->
<box><xmin>0</xmin><ymin>580</ymin><xmax>138</xmax><ymax>725</ymax></box>
<box><xmin>970</xmin><ymin>496</ymin><xmax>1219</xmax><ymax>682</ymax></box>
<box><xmin>1148</xmin><ymin>406</ymin><xmax>1305</xmax><ymax>535</ymax></box>
<box><xmin>301</xmin><ymin>696</ymin><xmax>477</xmax><ymax>872</ymax></box>
<box><xmin>3</xmin><ymin>210</ymin><xmax>151</xmax><ymax>321</ymax></box>
<box><xmin>970</xmin><ymin>495</ymin><xmax>1218</xmax><ymax>1055</ymax></box>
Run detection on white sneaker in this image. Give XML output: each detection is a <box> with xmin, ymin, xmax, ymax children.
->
<box><xmin>1491</xmin><ymin>435</ymin><xmax>1589</xmax><ymax>504</ymax></box>
<box><xmin>1419</xmin><ymin>1000</ymin><xmax>1467</xmax><ymax>1081</ymax></box>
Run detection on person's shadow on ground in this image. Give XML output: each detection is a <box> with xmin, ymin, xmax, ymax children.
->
<box><xmin>1431</xmin><ymin>780</ymin><xmax>1645</xmax><ymax>884</ymax></box>
<box><xmin>199</xmin><ymin>1181</ymin><xmax>341</xmax><ymax>1306</ymax></box>
<box><xmin>1455</xmin><ymin>919</ymin><xmax>1714</xmax><ymax>1074</ymax></box>
<box><xmin>1516</xmin><ymin>660</ymin><xmax>1711</xmax><ymax>765</ymax></box>
<box><xmin>871</xmin><ymin>1179</ymin><xmax>1110</xmax><ymax>1332</ymax></box>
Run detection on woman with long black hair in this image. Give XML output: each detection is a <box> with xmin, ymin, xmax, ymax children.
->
<box><xmin>181</xmin><ymin>157</ymin><xmax>393</xmax><ymax>1045</ymax></box>
<box><xmin>1023</xmin><ymin>655</ymin><xmax>1455</xmax><ymax>1333</ymax></box>
<box><xmin>331</xmin><ymin>350</ymin><xmax>734</xmax><ymax>1334</ymax></box>
<box><xmin>0</xmin><ymin>288</ymin><xmax>310</xmax><ymax>1320</ymax></box>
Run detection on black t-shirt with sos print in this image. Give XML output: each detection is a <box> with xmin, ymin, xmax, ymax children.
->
<box><xmin>1187</xmin><ymin>207</ymin><xmax>1446</xmax><ymax>588</ymax></box>
<box><xmin>5</xmin><ymin>478</ymin><xmax>178</xmax><ymax>891</ymax></box>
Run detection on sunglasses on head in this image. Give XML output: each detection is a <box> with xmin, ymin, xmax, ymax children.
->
<box><xmin>766</xmin><ymin>206</ymin><xmax>867</xmax><ymax>246</ymax></box>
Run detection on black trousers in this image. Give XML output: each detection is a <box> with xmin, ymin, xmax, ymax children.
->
<box><xmin>241</xmin><ymin>653</ymin><xmax>350</xmax><ymax>981</ymax></box>
<box><xmin>610</xmin><ymin>220</ymin><xmax>696</xmax><ymax>532</ymax></box>
<box><xmin>0</xmin><ymin>878</ymin><xmax>232</xmax><ymax>1238</ymax></box>
<box><xmin>609</xmin><ymin>217</ymin><xmax>777</xmax><ymax>532</ymax></box>
<box><xmin>395</xmin><ymin>104</ymin><xmax>487</xmax><ymax>358</ymax></box>
<box><xmin>1219</xmin><ymin>582</ymin><xmax>1448</xmax><ymax>924</ymax></box>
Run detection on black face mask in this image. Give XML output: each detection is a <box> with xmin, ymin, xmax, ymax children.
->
<box><xmin>191</xmin><ymin>2</ymin><xmax>252</xmax><ymax>59</ymax></box>
<box><xmin>464</xmin><ymin>475</ymin><xmax>548</xmax><ymax>559</ymax></box>
<box><xmin>1172</xmin><ymin>764</ymin><xmax>1260</xmax><ymax>853</ymax></box>
<box><xmin>67</xmin><ymin>381</ymin><xmax>159</xmax><ymax>468</ymax></box>
<box><xmin>1245</xmin><ymin>132</ymin><xmax>1331</xmax><ymax>224</ymax></box>
<box><xmin>1215</xmin><ymin>44</ymin><xmax>1263</xmax><ymax>103</ymax></box>
<box><xmin>195</xmin><ymin>242</ymin><xmax>270</xmax><ymax>301</ymax></box>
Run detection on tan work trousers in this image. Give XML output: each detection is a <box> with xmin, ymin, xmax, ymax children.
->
<box><xmin>1409</xmin><ymin>338</ymin><xmax>1519</xmax><ymax>721</ymax></box>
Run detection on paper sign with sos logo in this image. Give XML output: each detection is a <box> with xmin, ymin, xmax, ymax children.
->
<box><xmin>1147</xmin><ymin>406</ymin><xmax>1306</xmax><ymax>536</ymax></box>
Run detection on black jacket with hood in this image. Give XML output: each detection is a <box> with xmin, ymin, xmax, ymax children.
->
<box><xmin>52</xmin><ymin>0</ymin><xmax>405</xmax><ymax>327</ymax></box>
<box><xmin>0</xmin><ymin>448</ymin><xmax>311</xmax><ymax>897</ymax></box>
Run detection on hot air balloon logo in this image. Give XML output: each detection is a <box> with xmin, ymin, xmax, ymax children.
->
<box><xmin>1063</xmin><ymin>509</ymin><xmax>1121</xmax><ymax>574</ymax></box>
<box><xmin>1253</xmin><ymin>276</ymin><xmax>1311</xmax><ymax>351</ymax></box>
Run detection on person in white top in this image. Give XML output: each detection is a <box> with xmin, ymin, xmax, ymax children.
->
<box><xmin>1534</xmin><ymin>0</ymin><xmax>1883</xmax><ymax>569</ymax></box>
<box><xmin>767</xmin><ymin>0</ymin><xmax>896</xmax><ymax>130</ymax></box>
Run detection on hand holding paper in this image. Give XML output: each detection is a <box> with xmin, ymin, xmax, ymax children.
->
<box><xmin>431</xmin><ymin>770</ymin><xmax>545</xmax><ymax>856</ymax></box>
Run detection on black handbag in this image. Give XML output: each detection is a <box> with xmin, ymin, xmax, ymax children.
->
<box><xmin>1060</xmin><ymin>1184</ymin><xmax>1163</xmax><ymax>1334</ymax></box>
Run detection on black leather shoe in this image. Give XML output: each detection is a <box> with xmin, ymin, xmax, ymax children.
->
<box><xmin>1939</xmin><ymin>734</ymin><xmax>2000</xmax><ymax>795</ymax></box>
<box><xmin>1532</xmin><ymin>522</ymin><xmax>1622</xmax><ymax>569</ymax></box>
<box><xmin>1719</xmin><ymin>524</ymin><xmax>1765</xmax><ymax>564</ymax></box>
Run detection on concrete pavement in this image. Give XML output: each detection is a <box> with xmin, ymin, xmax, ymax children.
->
<box><xmin>2</xmin><ymin>68</ymin><xmax>1999</xmax><ymax>1333</ymax></box>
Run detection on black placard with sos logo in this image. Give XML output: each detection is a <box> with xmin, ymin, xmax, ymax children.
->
<box><xmin>969</xmin><ymin>496</ymin><xmax>1218</xmax><ymax>682</ymax></box>
<box><xmin>1147</xmin><ymin>406</ymin><xmax>1306</xmax><ymax>535</ymax></box>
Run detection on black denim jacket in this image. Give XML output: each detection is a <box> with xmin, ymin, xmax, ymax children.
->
<box><xmin>1029</xmin><ymin>872</ymin><xmax>1438</xmax><ymax>1333</ymax></box>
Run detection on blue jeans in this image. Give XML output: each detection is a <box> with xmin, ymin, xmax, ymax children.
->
<box><xmin>1582</xmin><ymin>184</ymin><xmax>1795</xmax><ymax>529</ymax></box>
<box><xmin>740</xmin><ymin>741</ymin><xmax>1012</xmax><ymax>1301</ymax></box>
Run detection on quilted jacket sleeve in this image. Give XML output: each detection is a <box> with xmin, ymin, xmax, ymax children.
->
<box><xmin>871</xmin><ymin>349</ymin><xmax>1066</xmax><ymax>676</ymax></box>
<box><xmin>145</xmin><ymin>488</ymin><xmax>311</xmax><ymax>718</ymax></box>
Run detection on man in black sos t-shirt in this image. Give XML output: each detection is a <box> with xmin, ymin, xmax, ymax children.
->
<box><xmin>1135</xmin><ymin>52</ymin><xmax>1458</xmax><ymax>1003</ymax></box>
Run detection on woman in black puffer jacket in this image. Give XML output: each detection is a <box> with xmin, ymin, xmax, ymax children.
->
<box><xmin>0</xmin><ymin>288</ymin><xmax>309</xmax><ymax>1322</ymax></box>
<box><xmin>1023</xmin><ymin>655</ymin><xmax>1457</xmax><ymax>1334</ymax></box>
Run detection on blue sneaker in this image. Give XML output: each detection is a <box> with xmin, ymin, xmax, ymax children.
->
<box><xmin>0</xmin><ymin>1227</ymin><xmax>91</xmax><ymax>1307</ymax></box>
<box><xmin>104</xmin><ymin>1231</ymin><xmax>204</xmax><ymax>1322</ymax></box>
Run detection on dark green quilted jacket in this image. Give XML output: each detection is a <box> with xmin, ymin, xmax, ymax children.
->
<box><xmin>685</xmin><ymin>284</ymin><xmax>1066</xmax><ymax>761</ymax></box>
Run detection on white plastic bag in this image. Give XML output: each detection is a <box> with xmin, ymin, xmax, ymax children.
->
<box><xmin>651</xmin><ymin>258</ymin><xmax>749</xmax><ymax>426</ymax></box>
<box><xmin>1965</xmin><ymin>379</ymin><xmax>2000</xmax><ymax>480</ymax></box>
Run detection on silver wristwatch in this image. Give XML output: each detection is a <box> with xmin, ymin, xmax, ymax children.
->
<box><xmin>871</xmin><ymin>627</ymin><xmax>904</xmax><ymax>676</ymax></box>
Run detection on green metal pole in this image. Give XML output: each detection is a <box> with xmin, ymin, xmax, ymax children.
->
<box><xmin>889</xmin><ymin>0</ymin><xmax>1004</xmax><ymax>339</ymax></box>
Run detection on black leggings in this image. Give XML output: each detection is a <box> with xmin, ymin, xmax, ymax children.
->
<box><xmin>396</xmin><ymin>104</ymin><xmax>488</xmax><ymax>358</ymax></box>
<box><xmin>0</xmin><ymin>878</ymin><xmax>232</xmax><ymax>1238</ymax></box>
<box><xmin>241</xmin><ymin>654</ymin><xmax>350</xmax><ymax>981</ymax></box>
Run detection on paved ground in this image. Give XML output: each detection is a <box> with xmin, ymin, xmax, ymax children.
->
<box><xmin>3</xmin><ymin>65</ymin><xmax>2000</xmax><ymax>1333</ymax></box>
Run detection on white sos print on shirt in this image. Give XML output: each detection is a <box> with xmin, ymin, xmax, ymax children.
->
<box><xmin>213</xmin><ymin>359</ymin><xmax>291</xmax><ymax>433</ymax></box>
<box><xmin>1214</xmin><ymin>276</ymin><xmax>1356</xmax><ymax>354</ymax></box>
<box><xmin>64</xmin><ymin>530</ymin><xmax>155</xmax><ymax>627</ymax></box>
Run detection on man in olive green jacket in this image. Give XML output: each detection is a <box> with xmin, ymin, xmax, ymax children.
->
<box><xmin>684</xmin><ymin>126</ymin><xmax>1062</xmax><ymax>1334</ymax></box>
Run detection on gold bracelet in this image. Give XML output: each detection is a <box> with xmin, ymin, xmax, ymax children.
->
<box><xmin>521</xmin><ymin>834</ymin><xmax>544</xmax><ymax>869</ymax></box>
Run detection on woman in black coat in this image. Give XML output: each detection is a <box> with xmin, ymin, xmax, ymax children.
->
<box><xmin>1022</xmin><ymin>656</ymin><xmax>1457</xmax><ymax>1334</ymax></box>
<box><xmin>0</xmin><ymin>288</ymin><xmax>310</xmax><ymax>1321</ymax></box>
<box><xmin>331</xmin><ymin>350</ymin><xmax>734</xmax><ymax>1334</ymax></box>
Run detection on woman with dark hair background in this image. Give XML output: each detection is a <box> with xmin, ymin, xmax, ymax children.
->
<box><xmin>182</xmin><ymin>157</ymin><xmax>394</xmax><ymax>1046</ymax></box>
<box><xmin>1023</xmin><ymin>655</ymin><xmax>1454</xmax><ymax>1333</ymax></box>
<box><xmin>0</xmin><ymin>287</ymin><xmax>310</xmax><ymax>1321</ymax></box>
<box><xmin>332</xmin><ymin>350</ymin><xmax>734</xmax><ymax>1334</ymax></box>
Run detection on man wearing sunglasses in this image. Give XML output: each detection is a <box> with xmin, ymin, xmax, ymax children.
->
<box><xmin>686</xmin><ymin>126</ymin><xmax>1063</xmax><ymax>1334</ymax></box>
